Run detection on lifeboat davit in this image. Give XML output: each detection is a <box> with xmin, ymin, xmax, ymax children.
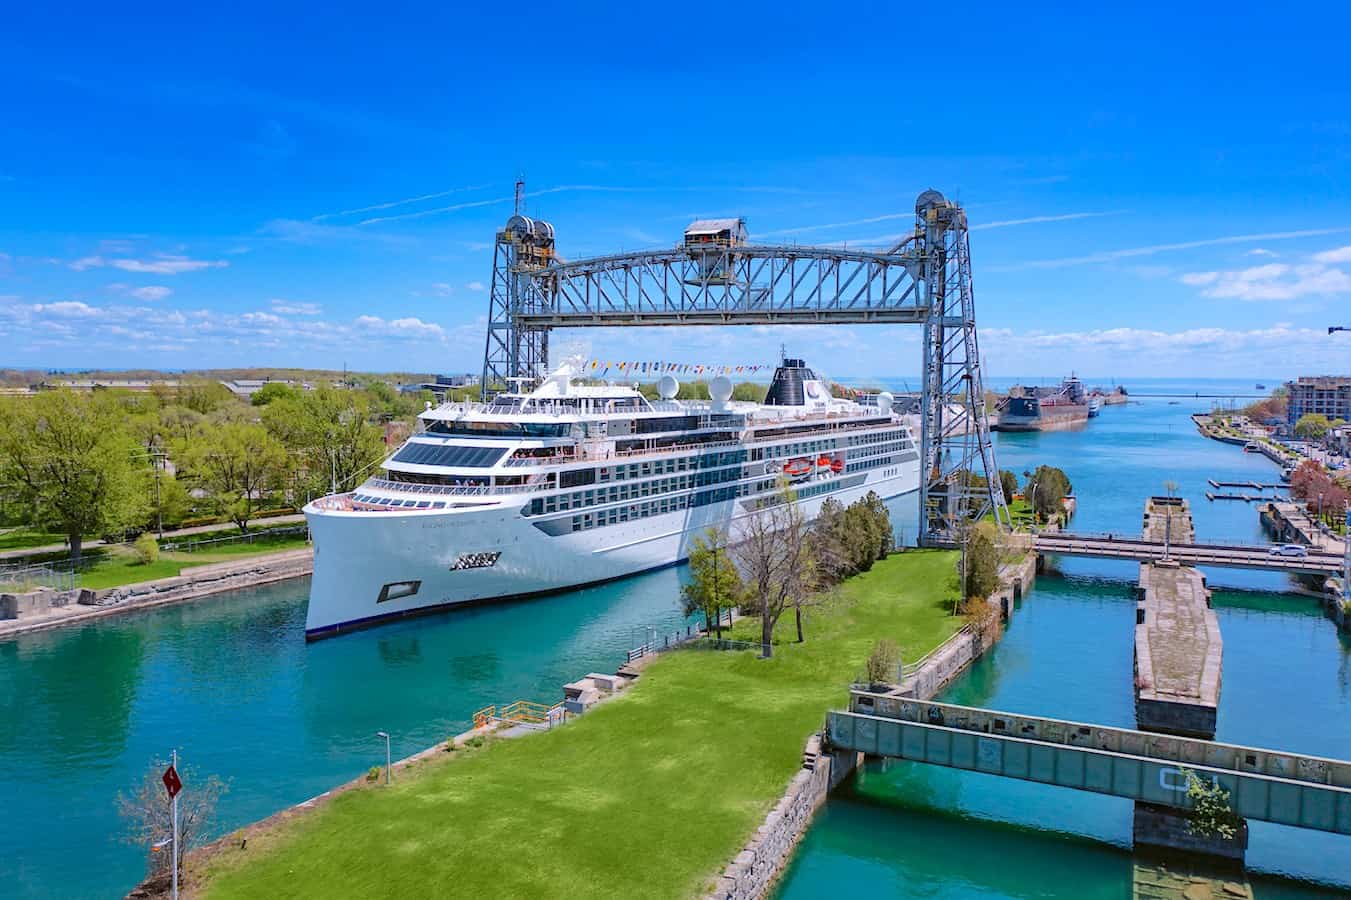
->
<box><xmin>783</xmin><ymin>458</ymin><xmax>813</xmax><ymax>478</ymax></box>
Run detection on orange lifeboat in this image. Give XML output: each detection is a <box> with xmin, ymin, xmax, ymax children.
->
<box><xmin>816</xmin><ymin>455</ymin><xmax>832</xmax><ymax>468</ymax></box>
<box><xmin>783</xmin><ymin>458</ymin><xmax>813</xmax><ymax>478</ymax></box>
<box><xmin>830</xmin><ymin>458</ymin><xmax>844</xmax><ymax>473</ymax></box>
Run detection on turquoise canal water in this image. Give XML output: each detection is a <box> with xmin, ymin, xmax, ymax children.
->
<box><xmin>774</xmin><ymin>382</ymin><xmax>1351</xmax><ymax>899</ymax></box>
<box><xmin>0</xmin><ymin>570</ymin><xmax>695</xmax><ymax>898</ymax></box>
<box><xmin>3</xmin><ymin>377</ymin><xmax>1347</xmax><ymax>898</ymax></box>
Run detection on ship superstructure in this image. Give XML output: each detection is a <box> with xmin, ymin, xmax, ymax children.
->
<box><xmin>303</xmin><ymin>357</ymin><xmax>920</xmax><ymax>638</ymax></box>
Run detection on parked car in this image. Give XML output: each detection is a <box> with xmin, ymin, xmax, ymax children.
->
<box><xmin>1267</xmin><ymin>544</ymin><xmax>1308</xmax><ymax>558</ymax></box>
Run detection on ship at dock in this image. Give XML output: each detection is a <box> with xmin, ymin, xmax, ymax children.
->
<box><xmin>302</xmin><ymin>357</ymin><xmax>920</xmax><ymax>639</ymax></box>
<box><xmin>994</xmin><ymin>376</ymin><xmax>1091</xmax><ymax>432</ymax></box>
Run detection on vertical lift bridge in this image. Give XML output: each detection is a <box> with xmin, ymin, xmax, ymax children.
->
<box><xmin>479</xmin><ymin>189</ymin><xmax>1009</xmax><ymax>542</ymax></box>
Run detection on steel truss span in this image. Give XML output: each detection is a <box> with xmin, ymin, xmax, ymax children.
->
<box><xmin>477</xmin><ymin>190</ymin><xmax>1011</xmax><ymax>541</ymax></box>
<box><xmin>515</xmin><ymin>246</ymin><xmax>926</xmax><ymax>328</ymax></box>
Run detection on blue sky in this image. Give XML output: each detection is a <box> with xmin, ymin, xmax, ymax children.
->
<box><xmin>3</xmin><ymin>2</ymin><xmax>1351</xmax><ymax>380</ymax></box>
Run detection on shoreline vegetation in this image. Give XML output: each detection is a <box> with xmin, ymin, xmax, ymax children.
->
<box><xmin>179</xmin><ymin>550</ymin><xmax>965</xmax><ymax>900</ymax></box>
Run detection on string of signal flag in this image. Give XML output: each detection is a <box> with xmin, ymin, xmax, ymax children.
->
<box><xmin>585</xmin><ymin>360</ymin><xmax>771</xmax><ymax>378</ymax></box>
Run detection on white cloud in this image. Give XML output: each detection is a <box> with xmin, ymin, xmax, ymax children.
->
<box><xmin>241</xmin><ymin>311</ymin><xmax>283</xmax><ymax>326</ymax></box>
<box><xmin>130</xmin><ymin>286</ymin><xmax>172</xmax><ymax>301</ymax></box>
<box><xmin>1177</xmin><ymin>261</ymin><xmax>1351</xmax><ymax>301</ymax></box>
<box><xmin>34</xmin><ymin>300</ymin><xmax>100</xmax><ymax>318</ymax></box>
<box><xmin>270</xmin><ymin>299</ymin><xmax>321</xmax><ymax>315</ymax></box>
<box><xmin>71</xmin><ymin>254</ymin><xmax>227</xmax><ymax>274</ymax></box>
<box><xmin>465</xmin><ymin>281</ymin><xmax>486</xmax><ymax>292</ymax></box>
<box><xmin>1312</xmin><ymin>245</ymin><xmax>1351</xmax><ymax>264</ymax></box>
<box><xmin>970</xmin><ymin>211</ymin><xmax>1126</xmax><ymax>231</ymax></box>
<box><xmin>431</xmin><ymin>283</ymin><xmax>454</xmax><ymax>297</ymax></box>
<box><xmin>311</xmin><ymin>184</ymin><xmax>491</xmax><ymax>222</ymax></box>
<box><xmin>356</xmin><ymin>314</ymin><xmax>446</xmax><ymax>339</ymax></box>
<box><xmin>1247</xmin><ymin>248</ymin><xmax>1276</xmax><ymax>257</ymax></box>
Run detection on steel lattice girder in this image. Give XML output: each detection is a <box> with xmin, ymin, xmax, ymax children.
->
<box><xmin>512</xmin><ymin>245</ymin><xmax>926</xmax><ymax>327</ymax></box>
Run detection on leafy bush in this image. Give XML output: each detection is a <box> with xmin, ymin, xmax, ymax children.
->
<box><xmin>1183</xmin><ymin>768</ymin><xmax>1242</xmax><ymax>839</ymax></box>
<box><xmin>132</xmin><ymin>532</ymin><xmax>160</xmax><ymax>565</ymax></box>
<box><xmin>366</xmin><ymin>766</ymin><xmax>382</xmax><ymax>783</ymax></box>
<box><xmin>865</xmin><ymin>638</ymin><xmax>899</xmax><ymax>686</ymax></box>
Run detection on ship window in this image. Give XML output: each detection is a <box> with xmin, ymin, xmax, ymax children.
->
<box><xmin>393</xmin><ymin>443</ymin><xmax>508</xmax><ymax>468</ymax></box>
<box><xmin>377</xmin><ymin>580</ymin><xmax>421</xmax><ymax>603</ymax></box>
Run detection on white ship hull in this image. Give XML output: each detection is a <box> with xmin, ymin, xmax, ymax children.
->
<box><xmin>304</xmin><ymin>465</ymin><xmax>917</xmax><ymax>638</ymax></box>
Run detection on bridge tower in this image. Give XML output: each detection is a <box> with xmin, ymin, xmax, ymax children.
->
<box><xmin>480</xmin><ymin>185</ymin><xmax>556</xmax><ymax>398</ymax></box>
<box><xmin>915</xmin><ymin>190</ymin><xmax>1011</xmax><ymax>539</ymax></box>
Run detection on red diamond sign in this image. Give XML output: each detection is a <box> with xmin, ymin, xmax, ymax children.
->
<box><xmin>162</xmin><ymin>765</ymin><xmax>182</xmax><ymax>799</ymax></box>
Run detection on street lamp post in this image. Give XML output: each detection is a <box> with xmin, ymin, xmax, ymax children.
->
<box><xmin>375</xmin><ymin>731</ymin><xmax>391</xmax><ymax>785</ymax></box>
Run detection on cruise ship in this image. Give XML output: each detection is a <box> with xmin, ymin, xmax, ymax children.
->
<box><xmin>303</xmin><ymin>358</ymin><xmax>920</xmax><ymax>638</ymax></box>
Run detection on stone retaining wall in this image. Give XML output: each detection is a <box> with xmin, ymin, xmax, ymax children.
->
<box><xmin>706</xmin><ymin>734</ymin><xmax>848</xmax><ymax>900</ymax></box>
<box><xmin>0</xmin><ymin>549</ymin><xmax>313</xmax><ymax>638</ymax></box>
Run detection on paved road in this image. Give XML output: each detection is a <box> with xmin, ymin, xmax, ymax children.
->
<box><xmin>0</xmin><ymin>514</ymin><xmax>308</xmax><ymax>562</ymax></box>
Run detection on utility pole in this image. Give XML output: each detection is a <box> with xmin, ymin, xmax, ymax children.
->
<box><xmin>153</xmin><ymin>447</ymin><xmax>164</xmax><ymax>537</ymax></box>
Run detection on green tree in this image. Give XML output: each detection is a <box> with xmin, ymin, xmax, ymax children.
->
<box><xmin>178</xmin><ymin>380</ymin><xmax>238</xmax><ymax>415</ymax></box>
<box><xmin>1295</xmin><ymin>412</ymin><xmax>1332</xmax><ymax>440</ymax></box>
<box><xmin>1024</xmin><ymin>465</ymin><xmax>1071</xmax><ymax>524</ymax></box>
<box><xmin>842</xmin><ymin>495</ymin><xmax>891</xmax><ymax>573</ymax></box>
<box><xmin>176</xmin><ymin>421</ymin><xmax>288</xmax><ymax>531</ymax></box>
<box><xmin>250</xmin><ymin>382</ymin><xmax>299</xmax><ymax>406</ymax></box>
<box><xmin>262</xmin><ymin>387</ymin><xmax>387</xmax><ymax>498</ymax></box>
<box><xmin>680</xmin><ymin>527</ymin><xmax>744</xmax><ymax>639</ymax></box>
<box><xmin>0</xmin><ymin>391</ymin><xmax>148</xmax><ymax>562</ymax></box>
<box><xmin>730</xmin><ymin>382</ymin><xmax>767</xmax><ymax>402</ymax></box>
<box><xmin>961</xmin><ymin>520</ymin><xmax>1002</xmax><ymax>602</ymax></box>
<box><xmin>158</xmin><ymin>404</ymin><xmax>203</xmax><ymax>446</ymax></box>
<box><xmin>999</xmin><ymin>469</ymin><xmax>1019</xmax><ymax>506</ymax></box>
<box><xmin>810</xmin><ymin>497</ymin><xmax>852</xmax><ymax>584</ymax></box>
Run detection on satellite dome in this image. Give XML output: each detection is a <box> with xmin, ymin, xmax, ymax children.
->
<box><xmin>657</xmin><ymin>374</ymin><xmax>680</xmax><ymax>400</ymax></box>
<box><xmin>876</xmin><ymin>391</ymin><xmax>894</xmax><ymax>414</ymax></box>
<box><xmin>709</xmin><ymin>375</ymin><xmax>733</xmax><ymax>405</ymax></box>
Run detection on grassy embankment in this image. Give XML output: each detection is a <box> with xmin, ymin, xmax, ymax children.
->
<box><xmin>197</xmin><ymin>549</ymin><xmax>963</xmax><ymax>900</ymax></box>
<box><xmin>4</xmin><ymin>528</ymin><xmax>310</xmax><ymax>591</ymax></box>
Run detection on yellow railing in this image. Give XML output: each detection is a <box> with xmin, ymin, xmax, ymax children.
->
<box><xmin>472</xmin><ymin>699</ymin><xmax>566</xmax><ymax>729</ymax></box>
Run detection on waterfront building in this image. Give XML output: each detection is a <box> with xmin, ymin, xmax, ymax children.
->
<box><xmin>1285</xmin><ymin>376</ymin><xmax>1351</xmax><ymax>426</ymax></box>
<box><xmin>304</xmin><ymin>356</ymin><xmax>920</xmax><ymax>638</ymax></box>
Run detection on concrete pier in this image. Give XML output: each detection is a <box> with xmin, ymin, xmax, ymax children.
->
<box><xmin>1134</xmin><ymin>498</ymin><xmax>1240</xmax><ymax>863</ymax></box>
<box><xmin>1134</xmin><ymin>560</ymin><xmax>1222</xmax><ymax>738</ymax></box>
<box><xmin>1135</xmin><ymin>498</ymin><xmax>1220</xmax><ymax>739</ymax></box>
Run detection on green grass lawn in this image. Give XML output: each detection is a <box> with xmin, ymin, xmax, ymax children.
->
<box><xmin>0</xmin><ymin>528</ymin><xmax>70</xmax><ymax>552</ymax></box>
<box><xmin>74</xmin><ymin>535</ymin><xmax>312</xmax><ymax>590</ymax></box>
<box><xmin>198</xmin><ymin>549</ymin><xmax>963</xmax><ymax>900</ymax></box>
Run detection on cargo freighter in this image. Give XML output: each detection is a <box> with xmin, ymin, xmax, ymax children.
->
<box><xmin>993</xmin><ymin>376</ymin><xmax>1090</xmax><ymax>432</ymax></box>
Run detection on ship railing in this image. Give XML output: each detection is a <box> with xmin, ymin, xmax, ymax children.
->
<box><xmin>362</xmin><ymin>478</ymin><xmax>551</xmax><ymax>497</ymax></box>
